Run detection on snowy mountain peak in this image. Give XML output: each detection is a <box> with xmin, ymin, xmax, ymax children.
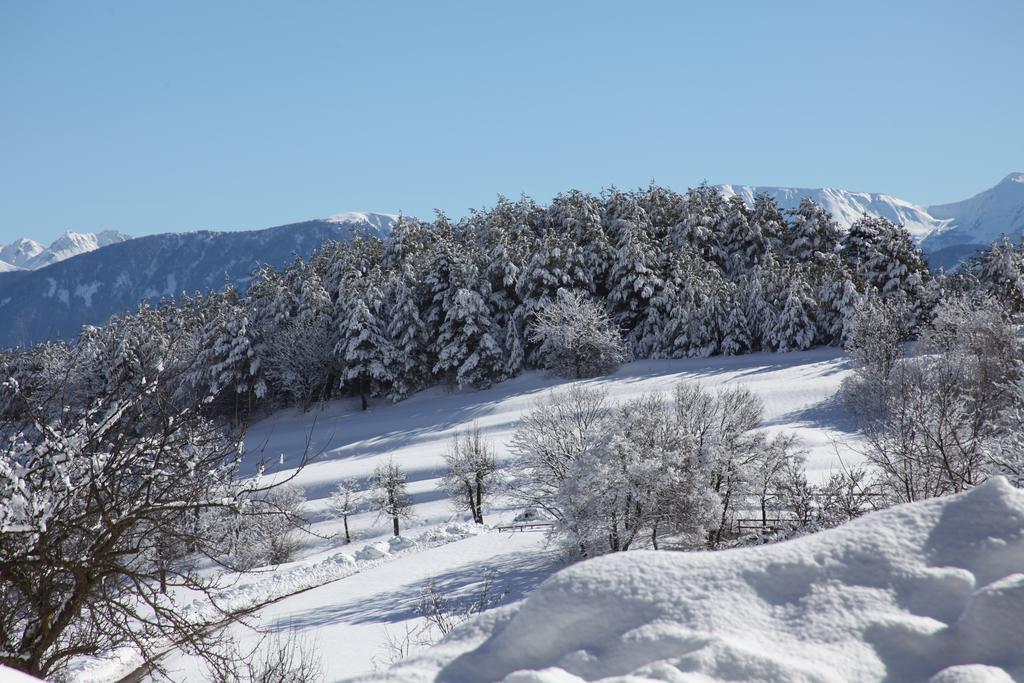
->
<box><xmin>921</xmin><ymin>172</ymin><xmax>1024</xmax><ymax>258</ymax></box>
<box><xmin>321</xmin><ymin>211</ymin><xmax>399</xmax><ymax>234</ymax></box>
<box><xmin>0</xmin><ymin>238</ymin><xmax>45</xmax><ymax>269</ymax></box>
<box><xmin>8</xmin><ymin>230</ymin><xmax>134</xmax><ymax>270</ymax></box>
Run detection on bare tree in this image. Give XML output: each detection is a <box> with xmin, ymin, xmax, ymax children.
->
<box><xmin>0</xmin><ymin>372</ymin><xmax>306</xmax><ymax>680</ymax></box>
<box><xmin>416</xmin><ymin>570</ymin><xmax>506</xmax><ymax>639</ymax></box>
<box><xmin>441</xmin><ymin>426</ymin><xmax>499</xmax><ymax>524</ymax></box>
<box><xmin>372</xmin><ymin>459</ymin><xmax>414</xmax><ymax>536</ymax></box>
<box><xmin>328</xmin><ymin>478</ymin><xmax>363</xmax><ymax>544</ymax></box>
<box><xmin>206</xmin><ymin>626</ymin><xmax>323</xmax><ymax>683</ymax></box>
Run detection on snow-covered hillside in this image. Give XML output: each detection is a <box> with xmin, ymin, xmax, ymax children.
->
<box><xmin>397</xmin><ymin>477</ymin><xmax>1024</xmax><ymax>683</ymax></box>
<box><xmin>718</xmin><ymin>184</ymin><xmax>944</xmax><ymax>242</ymax></box>
<box><xmin>82</xmin><ymin>349</ymin><xmax>860</xmax><ymax>683</ymax></box>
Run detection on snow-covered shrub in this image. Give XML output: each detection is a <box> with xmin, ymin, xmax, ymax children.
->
<box><xmin>529</xmin><ymin>288</ymin><xmax>626</xmax><ymax>378</ymax></box>
<box><xmin>227</xmin><ymin>484</ymin><xmax>309</xmax><ymax>569</ymax></box>
<box><xmin>508</xmin><ymin>382</ymin><xmax>794</xmax><ymax>556</ymax></box>
<box><xmin>843</xmin><ymin>295</ymin><xmax>1024</xmax><ymax>503</ymax></box>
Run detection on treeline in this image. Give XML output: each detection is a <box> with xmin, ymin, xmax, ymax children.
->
<box><xmin>3</xmin><ymin>184</ymin><xmax>951</xmax><ymax>423</ymax></box>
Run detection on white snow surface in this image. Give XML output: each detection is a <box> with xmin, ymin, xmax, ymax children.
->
<box><xmin>0</xmin><ymin>665</ymin><xmax>46</xmax><ymax>682</ymax></box>
<box><xmin>367</xmin><ymin>478</ymin><xmax>1024</xmax><ymax>683</ymax></box>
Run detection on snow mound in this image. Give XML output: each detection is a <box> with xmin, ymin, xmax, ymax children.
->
<box><xmin>355</xmin><ymin>541</ymin><xmax>392</xmax><ymax>562</ymax></box>
<box><xmin>419</xmin><ymin>478</ymin><xmax>1024</xmax><ymax>683</ymax></box>
<box><xmin>389</xmin><ymin>535</ymin><xmax>419</xmax><ymax>552</ymax></box>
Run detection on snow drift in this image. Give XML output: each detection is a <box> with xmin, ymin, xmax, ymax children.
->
<box><xmin>378</xmin><ymin>478</ymin><xmax>1024</xmax><ymax>683</ymax></box>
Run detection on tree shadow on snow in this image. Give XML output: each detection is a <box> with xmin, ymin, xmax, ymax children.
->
<box><xmin>269</xmin><ymin>550</ymin><xmax>563</xmax><ymax>632</ymax></box>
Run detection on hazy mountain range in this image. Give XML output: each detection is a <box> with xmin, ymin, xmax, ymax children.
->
<box><xmin>0</xmin><ymin>213</ymin><xmax>396</xmax><ymax>348</ymax></box>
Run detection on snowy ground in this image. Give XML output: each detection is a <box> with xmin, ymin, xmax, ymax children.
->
<box><xmin>375</xmin><ymin>478</ymin><xmax>1024</xmax><ymax>683</ymax></box>
<box><xmin>72</xmin><ymin>348</ymin><xmax>861</xmax><ymax>683</ymax></box>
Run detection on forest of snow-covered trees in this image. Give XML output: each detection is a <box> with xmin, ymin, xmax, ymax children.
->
<box><xmin>1</xmin><ymin>183</ymin><xmax>975</xmax><ymax>424</ymax></box>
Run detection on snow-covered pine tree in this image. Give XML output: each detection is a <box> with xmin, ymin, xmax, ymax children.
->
<box><xmin>749</xmin><ymin>193</ymin><xmax>786</xmax><ymax>255</ymax></box>
<box><xmin>431</xmin><ymin>251</ymin><xmax>504</xmax><ymax>389</ymax></box>
<box><xmin>514</xmin><ymin>231</ymin><xmax>590</xmax><ymax>361</ymax></box>
<box><xmin>770</xmin><ymin>268</ymin><xmax>818</xmax><ymax>352</ymax></box>
<box><xmin>842</xmin><ymin>215</ymin><xmax>929</xmax><ymax>326</ymax></box>
<box><xmin>785</xmin><ymin>198</ymin><xmax>842</xmax><ymax>263</ymax></box>
<box><xmin>384</xmin><ymin>265</ymin><xmax>427</xmax><ymax>401</ymax></box>
<box><xmin>971</xmin><ymin>236</ymin><xmax>1024</xmax><ymax>314</ymax></box>
<box><xmin>336</xmin><ymin>271</ymin><xmax>393</xmax><ymax>410</ymax></box>
<box><xmin>604</xmin><ymin>189</ymin><xmax>663</xmax><ymax>334</ymax></box>
<box><xmin>550</xmin><ymin>189</ymin><xmax>610</xmax><ymax>294</ymax></box>
<box><xmin>187</xmin><ymin>285</ymin><xmax>267</xmax><ymax>421</ymax></box>
<box><xmin>673</xmin><ymin>183</ymin><xmax>724</xmax><ymax>263</ymax></box>
<box><xmin>719</xmin><ymin>284</ymin><xmax>752</xmax><ymax>356</ymax></box>
<box><xmin>718</xmin><ymin>194</ymin><xmax>762</xmax><ymax>275</ymax></box>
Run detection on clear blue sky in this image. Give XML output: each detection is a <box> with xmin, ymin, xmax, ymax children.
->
<box><xmin>2</xmin><ymin>1</ymin><xmax>1022</xmax><ymax>245</ymax></box>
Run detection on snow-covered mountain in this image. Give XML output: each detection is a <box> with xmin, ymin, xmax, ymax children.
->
<box><xmin>921</xmin><ymin>172</ymin><xmax>1024</xmax><ymax>256</ymax></box>
<box><xmin>0</xmin><ymin>238</ymin><xmax>45</xmax><ymax>269</ymax></box>
<box><xmin>721</xmin><ymin>173</ymin><xmax>1024</xmax><ymax>269</ymax></box>
<box><xmin>0</xmin><ymin>232</ymin><xmax>131</xmax><ymax>271</ymax></box>
<box><xmin>717</xmin><ymin>184</ymin><xmax>945</xmax><ymax>242</ymax></box>
<box><xmin>0</xmin><ymin>213</ymin><xmax>396</xmax><ymax>349</ymax></box>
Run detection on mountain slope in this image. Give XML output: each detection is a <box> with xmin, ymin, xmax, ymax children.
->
<box><xmin>922</xmin><ymin>172</ymin><xmax>1024</xmax><ymax>253</ymax></box>
<box><xmin>0</xmin><ymin>213</ymin><xmax>396</xmax><ymax>348</ymax></box>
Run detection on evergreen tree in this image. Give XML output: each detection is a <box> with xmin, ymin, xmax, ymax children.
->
<box><xmin>604</xmin><ymin>189</ymin><xmax>663</xmax><ymax>333</ymax></box>
<box><xmin>771</xmin><ymin>269</ymin><xmax>818</xmax><ymax>352</ymax></box>
<box><xmin>785</xmin><ymin>198</ymin><xmax>842</xmax><ymax>262</ymax></box>
<box><xmin>336</xmin><ymin>274</ymin><xmax>392</xmax><ymax>410</ymax></box>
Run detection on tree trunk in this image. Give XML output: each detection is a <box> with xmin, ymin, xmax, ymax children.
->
<box><xmin>343</xmin><ymin>515</ymin><xmax>351</xmax><ymax>544</ymax></box>
<box><xmin>474</xmin><ymin>476</ymin><xmax>485</xmax><ymax>524</ymax></box>
<box><xmin>392</xmin><ymin>515</ymin><xmax>400</xmax><ymax>537</ymax></box>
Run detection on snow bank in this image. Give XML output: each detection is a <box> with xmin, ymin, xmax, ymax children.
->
<box><xmin>67</xmin><ymin>524</ymin><xmax>485</xmax><ymax>682</ymax></box>
<box><xmin>383</xmin><ymin>478</ymin><xmax>1024</xmax><ymax>682</ymax></box>
<box><xmin>0</xmin><ymin>665</ymin><xmax>46</xmax><ymax>682</ymax></box>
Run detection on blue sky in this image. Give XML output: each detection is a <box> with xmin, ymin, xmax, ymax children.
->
<box><xmin>1</xmin><ymin>1</ymin><xmax>1021</xmax><ymax>245</ymax></box>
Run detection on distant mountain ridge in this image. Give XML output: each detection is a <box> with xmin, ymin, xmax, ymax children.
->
<box><xmin>716</xmin><ymin>184</ymin><xmax>944</xmax><ymax>242</ymax></box>
<box><xmin>0</xmin><ymin>213</ymin><xmax>396</xmax><ymax>349</ymax></box>
<box><xmin>0</xmin><ymin>231</ymin><xmax>131</xmax><ymax>271</ymax></box>
<box><xmin>720</xmin><ymin>173</ymin><xmax>1024</xmax><ymax>269</ymax></box>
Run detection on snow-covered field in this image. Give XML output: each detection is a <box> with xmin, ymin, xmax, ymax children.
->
<box><xmin>71</xmin><ymin>348</ymin><xmax>859</xmax><ymax>683</ymax></box>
